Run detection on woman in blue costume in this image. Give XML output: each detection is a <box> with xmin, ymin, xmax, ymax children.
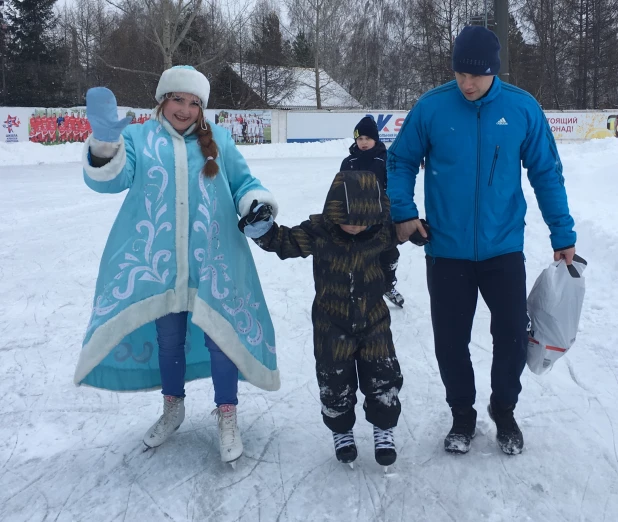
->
<box><xmin>74</xmin><ymin>65</ymin><xmax>279</xmax><ymax>464</ymax></box>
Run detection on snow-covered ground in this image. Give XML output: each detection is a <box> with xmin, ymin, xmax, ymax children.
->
<box><xmin>1</xmin><ymin>139</ymin><xmax>617</xmax><ymax>522</ymax></box>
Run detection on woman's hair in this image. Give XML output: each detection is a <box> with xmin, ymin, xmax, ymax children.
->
<box><xmin>156</xmin><ymin>98</ymin><xmax>219</xmax><ymax>178</ymax></box>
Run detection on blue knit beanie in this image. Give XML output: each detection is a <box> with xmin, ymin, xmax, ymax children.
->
<box><xmin>452</xmin><ymin>26</ymin><xmax>501</xmax><ymax>76</ymax></box>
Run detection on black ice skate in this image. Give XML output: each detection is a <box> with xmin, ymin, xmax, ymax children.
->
<box><xmin>333</xmin><ymin>430</ymin><xmax>357</xmax><ymax>468</ymax></box>
<box><xmin>384</xmin><ymin>287</ymin><xmax>404</xmax><ymax>307</ymax></box>
<box><xmin>373</xmin><ymin>426</ymin><xmax>396</xmax><ymax>472</ymax></box>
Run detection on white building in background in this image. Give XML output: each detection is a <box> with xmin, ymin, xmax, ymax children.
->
<box><xmin>226</xmin><ymin>63</ymin><xmax>362</xmax><ymax>110</ymax></box>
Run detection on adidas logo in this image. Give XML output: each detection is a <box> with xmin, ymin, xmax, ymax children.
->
<box><xmin>496</xmin><ymin>117</ymin><xmax>508</xmax><ymax>126</ymax></box>
<box><xmin>485</xmin><ymin>67</ymin><xmax>492</xmax><ymax>74</ymax></box>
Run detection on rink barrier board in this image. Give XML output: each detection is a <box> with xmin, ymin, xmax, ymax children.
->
<box><xmin>2</xmin><ymin>107</ymin><xmax>617</xmax><ymax>145</ymax></box>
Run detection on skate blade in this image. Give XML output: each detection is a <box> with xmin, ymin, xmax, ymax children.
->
<box><xmin>225</xmin><ymin>453</ymin><xmax>243</xmax><ymax>469</ymax></box>
<box><xmin>142</xmin><ymin>440</ymin><xmax>160</xmax><ymax>452</ymax></box>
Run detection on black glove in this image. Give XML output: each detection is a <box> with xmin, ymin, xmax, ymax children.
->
<box><xmin>238</xmin><ymin>199</ymin><xmax>274</xmax><ymax>237</ymax></box>
<box><xmin>409</xmin><ymin>219</ymin><xmax>431</xmax><ymax>246</ymax></box>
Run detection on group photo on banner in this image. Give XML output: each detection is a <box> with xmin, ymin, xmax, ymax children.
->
<box><xmin>29</xmin><ymin>108</ymin><xmax>154</xmax><ymax>145</ymax></box>
<box><xmin>29</xmin><ymin>109</ymin><xmax>91</xmax><ymax>144</ymax></box>
<box><xmin>212</xmin><ymin>110</ymin><xmax>271</xmax><ymax>144</ymax></box>
<box><xmin>124</xmin><ymin>109</ymin><xmax>153</xmax><ymax>126</ymax></box>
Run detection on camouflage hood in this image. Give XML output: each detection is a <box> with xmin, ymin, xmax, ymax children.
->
<box><xmin>322</xmin><ymin>170</ymin><xmax>390</xmax><ymax>227</ymax></box>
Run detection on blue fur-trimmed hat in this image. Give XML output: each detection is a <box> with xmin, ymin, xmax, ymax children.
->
<box><xmin>155</xmin><ymin>65</ymin><xmax>210</xmax><ymax>108</ymax></box>
<box><xmin>452</xmin><ymin>26</ymin><xmax>501</xmax><ymax>76</ymax></box>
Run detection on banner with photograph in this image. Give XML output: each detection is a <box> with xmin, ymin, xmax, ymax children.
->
<box><xmin>118</xmin><ymin>107</ymin><xmax>154</xmax><ymax>127</ymax></box>
<box><xmin>28</xmin><ymin>108</ymin><xmax>91</xmax><ymax>144</ymax></box>
<box><xmin>207</xmin><ymin>110</ymin><xmax>272</xmax><ymax>144</ymax></box>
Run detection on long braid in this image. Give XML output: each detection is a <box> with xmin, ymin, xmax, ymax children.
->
<box><xmin>195</xmin><ymin>108</ymin><xmax>219</xmax><ymax>178</ymax></box>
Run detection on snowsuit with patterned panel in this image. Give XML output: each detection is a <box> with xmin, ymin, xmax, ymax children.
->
<box><xmin>254</xmin><ymin>171</ymin><xmax>404</xmax><ymax>433</ymax></box>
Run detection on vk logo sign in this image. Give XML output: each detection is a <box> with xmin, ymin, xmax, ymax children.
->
<box><xmin>365</xmin><ymin>114</ymin><xmax>405</xmax><ymax>135</ymax></box>
<box><xmin>375</xmin><ymin>114</ymin><xmax>393</xmax><ymax>132</ymax></box>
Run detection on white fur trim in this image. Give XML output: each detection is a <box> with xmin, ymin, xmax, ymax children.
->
<box><xmin>74</xmin><ymin>288</ymin><xmax>280</xmax><ymax>392</ymax></box>
<box><xmin>82</xmin><ymin>135</ymin><xmax>127</xmax><ymax>181</ymax></box>
<box><xmin>160</xmin><ymin>119</ymin><xmax>191</xmax><ymax>309</ymax></box>
<box><xmin>156</xmin><ymin>66</ymin><xmax>210</xmax><ymax>109</ymax></box>
<box><xmin>192</xmin><ymin>298</ymin><xmax>281</xmax><ymax>391</ymax></box>
<box><xmin>238</xmin><ymin>189</ymin><xmax>279</xmax><ymax>219</ymax></box>
<box><xmin>89</xmin><ymin>137</ymin><xmax>122</xmax><ymax>158</ymax></box>
<box><xmin>74</xmin><ymin>288</ymin><xmax>195</xmax><ymax>385</ymax></box>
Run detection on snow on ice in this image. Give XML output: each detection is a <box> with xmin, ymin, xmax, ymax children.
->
<box><xmin>1</xmin><ymin>138</ymin><xmax>618</xmax><ymax>521</ymax></box>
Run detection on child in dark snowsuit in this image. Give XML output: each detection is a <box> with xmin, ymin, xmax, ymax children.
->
<box><xmin>238</xmin><ymin>170</ymin><xmax>405</xmax><ymax>469</ymax></box>
<box><xmin>340</xmin><ymin>116</ymin><xmax>404</xmax><ymax>307</ymax></box>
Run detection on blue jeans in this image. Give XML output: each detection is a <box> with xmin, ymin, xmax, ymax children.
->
<box><xmin>155</xmin><ymin>312</ymin><xmax>239</xmax><ymax>406</ymax></box>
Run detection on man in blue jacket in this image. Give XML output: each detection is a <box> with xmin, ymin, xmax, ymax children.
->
<box><xmin>387</xmin><ymin>26</ymin><xmax>576</xmax><ymax>456</ymax></box>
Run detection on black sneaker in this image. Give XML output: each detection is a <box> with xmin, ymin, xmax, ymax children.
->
<box><xmin>487</xmin><ymin>403</ymin><xmax>524</xmax><ymax>455</ymax></box>
<box><xmin>444</xmin><ymin>407</ymin><xmax>477</xmax><ymax>454</ymax></box>
<box><xmin>332</xmin><ymin>430</ymin><xmax>357</xmax><ymax>464</ymax></box>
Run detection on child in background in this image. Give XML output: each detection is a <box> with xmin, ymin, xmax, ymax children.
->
<box><xmin>340</xmin><ymin>116</ymin><xmax>405</xmax><ymax>307</ymax></box>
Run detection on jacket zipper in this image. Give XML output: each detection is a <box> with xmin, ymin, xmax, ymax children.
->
<box><xmin>475</xmin><ymin>108</ymin><xmax>481</xmax><ymax>261</ymax></box>
<box><xmin>488</xmin><ymin>145</ymin><xmax>500</xmax><ymax>186</ymax></box>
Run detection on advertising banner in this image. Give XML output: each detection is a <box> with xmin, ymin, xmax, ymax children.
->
<box><xmin>545</xmin><ymin>112</ymin><xmax>618</xmax><ymax>140</ymax></box>
<box><xmin>1</xmin><ymin>108</ymin><xmax>31</xmax><ymax>143</ymax></box>
<box><xmin>288</xmin><ymin>110</ymin><xmax>618</xmax><ymax>143</ymax></box>
<box><xmin>286</xmin><ymin>112</ymin><xmax>408</xmax><ymax>143</ymax></box>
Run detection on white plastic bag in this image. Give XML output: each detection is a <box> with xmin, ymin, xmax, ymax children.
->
<box><xmin>526</xmin><ymin>254</ymin><xmax>587</xmax><ymax>375</ymax></box>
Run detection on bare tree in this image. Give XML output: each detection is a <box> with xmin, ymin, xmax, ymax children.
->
<box><xmin>104</xmin><ymin>0</ymin><xmax>203</xmax><ymax>71</ymax></box>
<box><xmin>285</xmin><ymin>0</ymin><xmax>346</xmax><ymax>108</ymax></box>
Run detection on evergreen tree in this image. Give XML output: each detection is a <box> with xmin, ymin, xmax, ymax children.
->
<box><xmin>4</xmin><ymin>0</ymin><xmax>71</xmax><ymax>106</ymax></box>
<box><xmin>248</xmin><ymin>11</ymin><xmax>287</xmax><ymax>66</ymax></box>
<box><xmin>6</xmin><ymin>0</ymin><xmax>56</xmax><ymax>62</ymax></box>
<box><xmin>508</xmin><ymin>13</ymin><xmax>541</xmax><ymax>96</ymax></box>
<box><xmin>292</xmin><ymin>31</ymin><xmax>313</xmax><ymax>68</ymax></box>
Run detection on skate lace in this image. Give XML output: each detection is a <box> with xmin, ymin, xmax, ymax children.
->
<box><xmin>373</xmin><ymin>427</ymin><xmax>395</xmax><ymax>449</ymax></box>
<box><xmin>385</xmin><ymin>289</ymin><xmax>402</xmax><ymax>301</ymax></box>
<box><xmin>333</xmin><ymin>430</ymin><xmax>355</xmax><ymax>450</ymax></box>
<box><xmin>212</xmin><ymin>407</ymin><xmax>238</xmax><ymax>446</ymax></box>
<box><xmin>151</xmin><ymin>398</ymin><xmax>182</xmax><ymax>437</ymax></box>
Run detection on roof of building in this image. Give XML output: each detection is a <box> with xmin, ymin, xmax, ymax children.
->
<box><xmin>228</xmin><ymin>63</ymin><xmax>362</xmax><ymax>110</ymax></box>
